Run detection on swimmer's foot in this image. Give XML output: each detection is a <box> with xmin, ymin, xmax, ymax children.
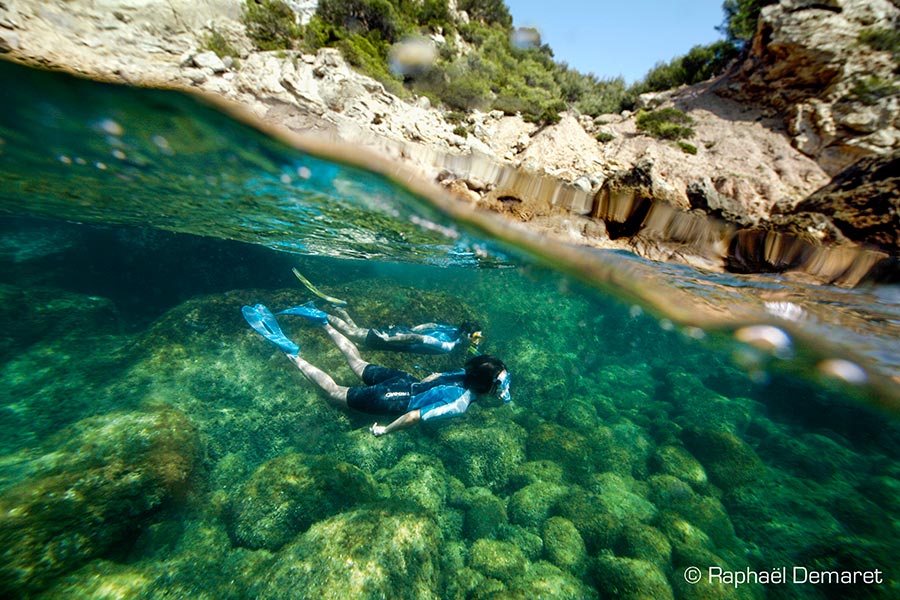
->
<box><xmin>242</xmin><ymin>304</ymin><xmax>300</xmax><ymax>355</ymax></box>
<box><xmin>276</xmin><ymin>301</ymin><xmax>329</xmax><ymax>325</ymax></box>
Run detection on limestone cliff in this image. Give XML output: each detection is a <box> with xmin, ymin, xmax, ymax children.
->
<box><xmin>0</xmin><ymin>0</ymin><xmax>896</xmax><ymax>284</ymax></box>
<box><xmin>724</xmin><ymin>0</ymin><xmax>899</xmax><ymax>175</ymax></box>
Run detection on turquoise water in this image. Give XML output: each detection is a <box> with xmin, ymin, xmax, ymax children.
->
<box><xmin>0</xmin><ymin>60</ymin><xmax>898</xmax><ymax>599</ymax></box>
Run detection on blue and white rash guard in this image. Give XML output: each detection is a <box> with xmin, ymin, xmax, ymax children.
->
<box><xmin>407</xmin><ymin>370</ymin><xmax>473</xmax><ymax>422</ymax></box>
<box><xmin>366</xmin><ymin>324</ymin><xmax>465</xmax><ymax>354</ymax></box>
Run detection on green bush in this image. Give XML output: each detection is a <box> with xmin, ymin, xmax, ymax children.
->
<box><xmin>201</xmin><ymin>27</ymin><xmax>240</xmax><ymax>59</ymax></box>
<box><xmin>847</xmin><ymin>76</ymin><xmax>899</xmax><ymax>105</ymax></box>
<box><xmin>456</xmin><ymin>0</ymin><xmax>512</xmax><ymax>29</ymax></box>
<box><xmin>338</xmin><ymin>33</ymin><xmax>405</xmax><ymax>95</ymax></box>
<box><xmin>419</xmin><ymin>0</ymin><xmax>453</xmax><ymax>32</ymax></box>
<box><xmin>317</xmin><ymin>0</ymin><xmax>407</xmax><ymax>43</ymax></box>
<box><xmin>636</xmin><ymin>41</ymin><xmax>739</xmax><ymax>95</ymax></box>
<box><xmin>242</xmin><ymin>0</ymin><xmax>301</xmax><ymax>51</ymax></box>
<box><xmin>596</xmin><ymin>131</ymin><xmax>615</xmax><ymax>143</ymax></box>
<box><xmin>635</xmin><ymin>107</ymin><xmax>695</xmax><ymax>140</ymax></box>
<box><xmin>719</xmin><ymin>0</ymin><xmax>775</xmax><ymax>45</ymax></box>
<box><xmin>678</xmin><ymin>141</ymin><xmax>698</xmax><ymax>155</ymax></box>
<box><xmin>860</xmin><ymin>28</ymin><xmax>900</xmax><ymax>64</ymax></box>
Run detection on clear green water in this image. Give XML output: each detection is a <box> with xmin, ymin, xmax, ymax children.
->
<box><xmin>0</xmin><ymin>61</ymin><xmax>897</xmax><ymax>599</ymax></box>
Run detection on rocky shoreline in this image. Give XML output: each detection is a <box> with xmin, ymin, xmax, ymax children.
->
<box><xmin>1</xmin><ymin>0</ymin><xmax>897</xmax><ymax>284</ymax></box>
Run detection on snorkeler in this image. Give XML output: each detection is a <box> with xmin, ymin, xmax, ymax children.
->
<box><xmin>242</xmin><ymin>304</ymin><xmax>510</xmax><ymax>437</ymax></box>
<box><xmin>287</xmin><ymin>268</ymin><xmax>483</xmax><ymax>355</ymax></box>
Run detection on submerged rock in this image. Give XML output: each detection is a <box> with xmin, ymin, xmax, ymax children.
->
<box><xmin>592</xmin><ymin>555</ymin><xmax>674</xmax><ymax>600</ymax></box>
<box><xmin>682</xmin><ymin>428</ymin><xmax>766</xmax><ymax>491</ymax></box>
<box><xmin>256</xmin><ymin>507</ymin><xmax>442</xmax><ymax>600</ymax></box>
<box><xmin>541</xmin><ymin>516</ymin><xmax>587</xmax><ymax>576</ymax></box>
<box><xmin>0</xmin><ymin>409</ymin><xmax>200</xmax><ymax>595</ymax></box>
<box><xmin>468</xmin><ymin>538</ymin><xmax>527</xmax><ymax>582</ymax></box>
<box><xmin>435</xmin><ymin>417</ymin><xmax>526</xmax><ymax>491</ymax></box>
<box><xmin>227</xmin><ymin>452</ymin><xmax>378</xmax><ymax>551</ymax></box>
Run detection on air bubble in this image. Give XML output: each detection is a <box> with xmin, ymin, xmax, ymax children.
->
<box><xmin>818</xmin><ymin>359</ymin><xmax>867</xmax><ymax>384</ymax></box>
<box><xmin>735</xmin><ymin>325</ymin><xmax>791</xmax><ymax>354</ymax></box>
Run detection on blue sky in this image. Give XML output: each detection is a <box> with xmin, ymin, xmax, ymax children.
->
<box><xmin>503</xmin><ymin>0</ymin><xmax>728</xmax><ymax>83</ymax></box>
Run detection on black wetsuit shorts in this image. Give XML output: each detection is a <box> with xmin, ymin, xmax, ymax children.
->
<box><xmin>346</xmin><ymin>364</ymin><xmax>417</xmax><ymax>415</ymax></box>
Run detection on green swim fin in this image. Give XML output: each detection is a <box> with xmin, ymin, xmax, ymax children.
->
<box><xmin>292</xmin><ymin>267</ymin><xmax>348</xmax><ymax>307</ymax></box>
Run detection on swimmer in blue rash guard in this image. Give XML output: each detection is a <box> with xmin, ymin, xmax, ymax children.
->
<box><xmin>286</xmin><ymin>269</ymin><xmax>483</xmax><ymax>355</ymax></box>
<box><xmin>287</xmin><ymin>322</ymin><xmax>508</xmax><ymax>436</ymax></box>
<box><xmin>325</xmin><ymin>305</ymin><xmax>482</xmax><ymax>355</ymax></box>
<box><xmin>242</xmin><ymin>304</ymin><xmax>508</xmax><ymax>436</ymax></box>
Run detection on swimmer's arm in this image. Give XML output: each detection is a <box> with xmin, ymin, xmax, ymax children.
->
<box><xmin>370</xmin><ymin>409</ymin><xmax>421</xmax><ymax>437</ymax></box>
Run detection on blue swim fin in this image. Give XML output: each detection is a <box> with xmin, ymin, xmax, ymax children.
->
<box><xmin>276</xmin><ymin>301</ymin><xmax>328</xmax><ymax>325</ymax></box>
<box><xmin>242</xmin><ymin>304</ymin><xmax>300</xmax><ymax>355</ymax></box>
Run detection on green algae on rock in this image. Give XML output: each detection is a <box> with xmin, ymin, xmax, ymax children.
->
<box><xmin>226</xmin><ymin>452</ymin><xmax>378</xmax><ymax>550</ymax></box>
<box><xmin>0</xmin><ymin>409</ymin><xmax>200</xmax><ymax>595</ymax></box>
<box><xmin>255</xmin><ymin>507</ymin><xmax>442</xmax><ymax>600</ymax></box>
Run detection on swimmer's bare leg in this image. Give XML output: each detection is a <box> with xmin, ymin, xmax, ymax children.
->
<box><xmin>322</xmin><ymin>323</ymin><xmax>370</xmax><ymax>378</ymax></box>
<box><xmin>325</xmin><ymin>310</ymin><xmax>368</xmax><ymax>344</ymax></box>
<box><xmin>285</xmin><ymin>353</ymin><xmax>349</xmax><ymax>409</ymax></box>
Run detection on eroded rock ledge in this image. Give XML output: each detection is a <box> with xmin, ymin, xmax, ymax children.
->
<box><xmin>1</xmin><ymin>0</ymin><xmax>897</xmax><ymax>285</ymax></box>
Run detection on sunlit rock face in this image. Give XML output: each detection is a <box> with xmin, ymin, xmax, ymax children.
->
<box><xmin>725</xmin><ymin>0</ymin><xmax>900</xmax><ymax>174</ymax></box>
<box><xmin>780</xmin><ymin>150</ymin><xmax>900</xmax><ymax>251</ymax></box>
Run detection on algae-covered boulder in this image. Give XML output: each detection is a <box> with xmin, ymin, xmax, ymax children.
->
<box><xmin>0</xmin><ymin>409</ymin><xmax>200</xmax><ymax>595</ymax></box>
<box><xmin>647</xmin><ymin>475</ymin><xmax>738</xmax><ymax>549</ymax></box>
<box><xmin>256</xmin><ymin>507</ymin><xmax>442</xmax><ymax>600</ymax></box>
<box><xmin>617</xmin><ymin>523</ymin><xmax>673</xmax><ymax>570</ymax></box>
<box><xmin>377</xmin><ymin>452</ymin><xmax>449</xmax><ymax>515</ymax></box>
<box><xmin>552</xmin><ymin>487</ymin><xmax>623</xmax><ymax>552</ymax></box>
<box><xmin>461</xmin><ymin>487</ymin><xmax>508</xmax><ymax>540</ymax></box>
<box><xmin>507</xmin><ymin>481</ymin><xmax>569</xmax><ymax>529</ymax></box>
<box><xmin>227</xmin><ymin>452</ymin><xmax>378</xmax><ymax>551</ymax></box>
<box><xmin>527</xmin><ymin>422</ymin><xmax>596</xmax><ymax>480</ymax></box>
<box><xmin>682</xmin><ymin>428</ymin><xmax>765</xmax><ymax>491</ymax></box>
<box><xmin>507</xmin><ymin>460</ymin><xmax>565</xmax><ymax>490</ymax></box>
<box><xmin>652</xmin><ymin>445</ymin><xmax>709</xmax><ymax>487</ymax></box>
<box><xmin>497</xmin><ymin>524</ymin><xmax>545</xmax><ymax>561</ymax></box>
<box><xmin>435</xmin><ymin>417</ymin><xmax>527</xmax><ymax>491</ymax></box>
<box><xmin>541</xmin><ymin>516</ymin><xmax>587</xmax><ymax>576</ymax></box>
<box><xmin>506</xmin><ymin>560</ymin><xmax>599</xmax><ymax>600</ymax></box>
<box><xmin>468</xmin><ymin>538</ymin><xmax>528</xmax><ymax>582</ymax></box>
<box><xmin>592</xmin><ymin>555</ymin><xmax>674</xmax><ymax>600</ymax></box>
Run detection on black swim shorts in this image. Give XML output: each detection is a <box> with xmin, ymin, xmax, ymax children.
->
<box><xmin>346</xmin><ymin>364</ymin><xmax>417</xmax><ymax>415</ymax></box>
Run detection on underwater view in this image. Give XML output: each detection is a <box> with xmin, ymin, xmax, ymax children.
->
<box><xmin>1</xmin><ymin>60</ymin><xmax>899</xmax><ymax>600</ymax></box>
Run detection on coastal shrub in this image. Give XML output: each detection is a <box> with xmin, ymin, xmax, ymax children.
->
<box><xmin>456</xmin><ymin>0</ymin><xmax>512</xmax><ymax>29</ymax></box>
<box><xmin>418</xmin><ymin>0</ymin><xmax>453</xmax><ymax>32</ymax></box>
<box><xmin>242</xmin><ymin>0</ymin><xmax>301</xmax><ymax>51</ymax></box>
<box><xmin>847</xmin><ymin>76</ymin><xmax>899</xmax><ymax>105</ymax></box>
<box><xmin>719</xmin><ymin>0</ymin><xmax>775</xmax><ymax>45</ymax></box>
<box><xmin>596</xmin><ymin>131</ymin><xmax>615</xmax><ymax>143</ymax></box>
<box><xmin>637</xmin><ymin>41</ymin><xmax>739</xmax><ymax>94</ymax></box>
<box><xmin>317</xmin><ymin>0</ymin><xmax>406</xmax><ymax>43</ymax></box>
<box><xmin>636</xmin><ymin>107</ymin><xmax>695</xmax><ymax>140</ymax></box>
<box><xmin>859</xmin><ymin>27</ymin><xmax>900</xmax><ymax>65</ymax></box>
<box><xmin>678</xmin><ymin>141</ymin><xmax>698</xmax><ymax>155</ymax></box>
<box><xmin>201</xmin><ymin>27</ymin><xmax>240</xmax><ymax>59</ymax></box>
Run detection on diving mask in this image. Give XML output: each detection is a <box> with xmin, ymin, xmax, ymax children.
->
<box><xmin>495</xmin><ymin>370</ymin><xmax>511</xmax><ymax>403</ymax></box>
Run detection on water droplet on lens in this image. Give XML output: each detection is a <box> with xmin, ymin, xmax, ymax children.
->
<box><xmin>388</xmin><ymin>37</ymin><xmax>437</xmax><ymax>77</ymax></box>
<box><xmin>96</xmin><ymin>118</ymin><xmax>124</xmax><ymax>136</ymax></box>
<box><xmin>510</xmin><ymin>27</ymin><xmax>542</xmax><ymax>50</ymax></box>
<box><xmin>818</xmin><ymin>359</ymin><xmax>867</xmax><ymax>384</ymax></box>
<box><xmin>735</xmin><ymin>325</ymin><xmax>791</xmax><ymax>354</ymax></box>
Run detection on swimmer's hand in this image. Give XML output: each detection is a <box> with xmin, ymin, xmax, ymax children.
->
<box><xmin>370</xmin><ymin>423</ymin><xmax>388</xmax><ymax>437</ymax></box>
